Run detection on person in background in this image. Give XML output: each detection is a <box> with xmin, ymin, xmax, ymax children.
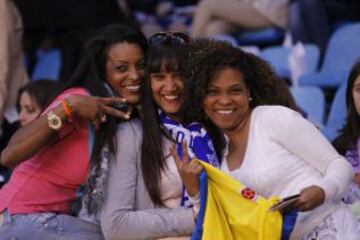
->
<box><xmin>0</xmin><ymin>80</ymin><xmax>63</xmax><ymax>188</ymax></box>
<box><xmin>333</xmin><ymin>60</ymin><xmax>360</xmax><ymax>206</ymax></box>
<box><xmin>182</xmin><ymin>38</ymin><xmax>358</xmax><ymax>239</ymax></box>
<box><xmin>0</xmin><ymin>0</ymin><xmax>29</xmax><ymax>138</ymax></box>
<box><xmin>16</xmin><ymin>80</ymin><xmax>64</xmax><ymax>126</ymax></box>
<box><xmin>0</xmin><ymin>24</ymin><xmax>147</xmax><ymax>240</ymax></box>
<box><xmin>191</xmin><ymin>0</ymin><xmax>289</xmax><ymax>37</ymax></box>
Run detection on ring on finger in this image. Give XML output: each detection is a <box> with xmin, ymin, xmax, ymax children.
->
<box><xmin>100</xmin><ymin>114</ymin><xmax>107</xmax><ymax>122</ymax></box>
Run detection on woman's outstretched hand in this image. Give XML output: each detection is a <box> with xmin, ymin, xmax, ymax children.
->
<box><xmin>170</xmin><ymin>141</ymin><xmax>203</xmax><ymax>197</ymax></box>
<box><xmin>68</xmin><ymin>95</ymin><xmax>132</xmax><ymax>129</ymax></box>
<box><xmin>293</xmin><ymin>185</ymin><xmax>325</xmax><ymax>212</ymax></box>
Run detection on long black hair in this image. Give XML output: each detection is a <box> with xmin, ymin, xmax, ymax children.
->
<box><xmin>333</xmin><ymin>60</ymin><xmax>360</xmax><ymax>155</ymax></box>
<box><xmin>141</xmin><ymin>33</ymin><xmax>190</xmax><ymax>206</ymax></box>
<box><xmin>53</xmin><ymin>24</ymin><xmax>147</xmax><ymax>214</ymax></box>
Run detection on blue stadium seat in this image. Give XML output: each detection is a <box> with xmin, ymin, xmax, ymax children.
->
<box><xmin>290</xmin><ymin>86</ymin><xmax>325</xmax><ymax>128</ymax></box>
<box><xmin>31</xmin><ymin>48</ymin><xmax>61</xmax><ymax>81</ymax></box>
<box><xmin>322</xmin><ymin>83</ymin><xmax>347</xmax><ymax>141</ymax></box>
<box><xmin>260</xmin><ymin>44</ymin><xmax>320</xmax><ymax>79</ymax></box>
<box><xmin>299</xmin><ymin>23</ymin><xmax>360</xmax><ymax>87</ymax></box>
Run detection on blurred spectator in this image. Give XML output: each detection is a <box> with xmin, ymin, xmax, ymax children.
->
<box><xmin>129</xmin><ymin>0</ymin><xmax>198</xmax><ymax>37</ymax></box>
<box><xmin>14</xmin><ymin>0</ymin><xmax>131</xmax><ymax>82</ymax></box>
<box><xmin>289</xmin><ymin>0</ymin><xmax>360</xmax><ymax>54</ymax></box>
<box><xmin>0</xmin><ymin>80</ymin><xmax>63</xmax><ymax>188</ymax></box>
<box><xmin>16</xmin><ymin>80</ymin><xmax>63</xmax><ymax>126</ymax></box>
<box><xmin>0</xmin><ymin>0</ymin><xmax>29</xmax><ymax>137</ymax></box>
<box><xmin>191</xmin><ymin>0</ymin><xmax>289</xmax><ymax>37</ymax></box>
<box><xmin>333</xmin><ymin>60</ymin><xmax>360</xmax><ymax>205</ymax></box>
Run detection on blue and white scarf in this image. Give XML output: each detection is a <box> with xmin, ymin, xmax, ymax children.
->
<box><xmin>158</xmin><ymin>110</ymin><xmax>220</xmax><ymax>207</ymax></box>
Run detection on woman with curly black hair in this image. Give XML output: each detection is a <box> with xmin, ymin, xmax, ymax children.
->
<box><xmin>178</xmin><ymin>38</ymin><xmax>359</xmax><ymax>239</ymax></box>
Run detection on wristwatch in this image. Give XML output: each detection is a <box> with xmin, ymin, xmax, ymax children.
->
<box><xmin>47</xmin><ymin>111</ymin><xmax>63</xmax><ymax>130</ymax></box>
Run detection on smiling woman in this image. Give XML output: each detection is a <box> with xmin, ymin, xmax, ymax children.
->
<box><xmin>185</xmin><ymin>38</ymin><xmax>359</xmax><ymax>240</ymax></box>
<box><xmin>105</xmin><ymin>42</ymin><xmax>145</xmax><ymax>105</ymax></box>
<box><xmin>0</xmin><ymin>24</ymin><xmax>148</xmax><ymax>240</ymax></box>
<box><xmin>99</xmin><ymin>32</ymin><xmax>217</xmax><ymax>240</ymax></box>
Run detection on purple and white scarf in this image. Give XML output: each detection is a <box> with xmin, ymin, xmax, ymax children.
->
<box><xmin>158</xmin><ymin>110</ymin><xmax>219</xmax><ymax>207</ymax></box>
<box><xmin>345</xmin><ymin>138</ymin><xmax>360</xmax><ymax>173</ymax></box>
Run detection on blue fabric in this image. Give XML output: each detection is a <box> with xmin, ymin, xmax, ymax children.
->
<box><xmin>0</xmin><ymin>210</ymin><xmax>103</xmax><ymax>240</ymax></box>
<box><xmin>158</xmin><ymin>110</ymin><xmax>219</xmax><ymax>207</ymax></box>
<box><xmin>281</xmin><ymin>210</ymin><xmax>298</xmax><ymax>240</ymax></box>
<box><xmin>191</xmin><ymin>171</ymin><xmax>207</xmax><ymax>240</ymax></box>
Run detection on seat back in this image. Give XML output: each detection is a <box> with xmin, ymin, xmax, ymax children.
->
<box><xmin>260</xmin><ymin>44</ymin><xmax>320</xmax><ymax>79</ymax></box>
<box><xmin>32</xmin><ymin>48</ymin><xmax>61</xmax><ymax>81</ymax></box>
<box><xmin>290</xmin><ymin>86</ymin><xmax>325</xmax><ymax>127</ymax></box>
<box><xmin>322</xmin><ymin>83</ymin><xmax>347</xmax><ymax>140</ymax></box>
<box><xmin>321</xmin><ymin>23</ymin><xmax>360</xmax><ymax>74</ymax></box>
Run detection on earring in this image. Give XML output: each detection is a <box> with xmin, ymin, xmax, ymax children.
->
<box><xmin>249</xmin><ymin>97</ymin><xmax>253</xmax><ymax>101</ymax></box>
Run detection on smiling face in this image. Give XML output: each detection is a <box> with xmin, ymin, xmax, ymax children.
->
<box><xmin>150</xmin><ymin>71</ymin><xmax>184</xmax><ymax>121</ymax></box>
<box><xmin>19</xmin><ymin>91</ymin><xmax>42</xmax><ymax>126</ymax></box>
<box><xmin>105</xmin><ymin>42</ymin><xmax>145</xmax><ymax>105</ymax></box>
<box><xmin>203</xmin><ymin>68</ymin><xmax>251</xmax><ymax>132</ymax></box>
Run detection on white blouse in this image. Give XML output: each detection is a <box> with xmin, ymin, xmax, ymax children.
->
<box><xmin>220</xmin><ymin>106</ymin><xmax>354</xmax><ymax>238</ymax></box>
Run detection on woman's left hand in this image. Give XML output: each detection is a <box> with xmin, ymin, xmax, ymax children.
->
<box><xmin>294</xmin><ymin>185</ymin><xmax>325</xmax><ymax>212</ymax></box>
<box><xmin>170</xmin><ymin>141</ymin><xmax>203</xmax><ymax>197</ymax></box>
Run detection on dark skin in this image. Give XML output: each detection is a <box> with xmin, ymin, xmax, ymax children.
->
<box><xmin>172</xmin><ymin>66</ymin><xmax>326</xmax><ymax>213</ymax></box>
<box><xmin>0</xmin><ymin>95</ymin><xmax>129</xmax><ymax>168</ymax></box>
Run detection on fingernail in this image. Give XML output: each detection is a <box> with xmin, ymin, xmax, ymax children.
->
<box><xmin>125</xmin><ymin>114</ymin><xmax>130</xmax><ymax>119</ymax></box>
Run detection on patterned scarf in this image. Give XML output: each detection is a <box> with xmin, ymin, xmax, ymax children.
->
<box><xmin>158</xmin><ymin>110</ymin><xmax>220</xmax><ymax>207</ymax></box>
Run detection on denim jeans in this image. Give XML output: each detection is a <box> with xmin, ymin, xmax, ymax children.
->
<box><xmin>0</xmin><ymin>210</ymin><xmax>104</xmax><ymax>240</ymax></box>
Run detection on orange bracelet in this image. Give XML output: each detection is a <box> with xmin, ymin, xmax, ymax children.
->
<box><xmin>62</xmin><ymin>99</ymin><xmax>73</xmax><ymax>122</ymax></box>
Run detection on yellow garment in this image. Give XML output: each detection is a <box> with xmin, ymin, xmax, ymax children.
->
<box><xmin>196</xmin><ymin>160</ymin><xmax>283</xmax><ymax>240</ymax></box>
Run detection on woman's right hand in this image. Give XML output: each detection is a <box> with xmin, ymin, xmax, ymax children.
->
<box><xmin>353</xmin><ymin>173</ymin><xmax>360</xmax><ymax>186</ymax></box>
<box><xmin>68</xmin><ymin>95</ymin><xmax>132</xmax><ymax>128</ymax></box>
<box><xmin>170</xmin><ymin>141</ymin><xmax>203</xmax><ymax>197</ymax></box>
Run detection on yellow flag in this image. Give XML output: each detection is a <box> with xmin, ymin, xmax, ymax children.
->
<box><xmin>196</xmin><ymin>160</ymin><xmax>283</xmax><ymax>240</ymax></box>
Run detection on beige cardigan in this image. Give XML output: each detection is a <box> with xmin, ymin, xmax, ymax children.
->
<box><xmin>99</xmin><ymin>119</ymin><xmax>195</xmax><ymax>240</ymax></box>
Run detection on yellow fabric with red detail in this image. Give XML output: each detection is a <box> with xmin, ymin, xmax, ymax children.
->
<box><xmin>196</xmin><ymin>160</ymin><xmax>283</xmax><ymax>240</ymax></box>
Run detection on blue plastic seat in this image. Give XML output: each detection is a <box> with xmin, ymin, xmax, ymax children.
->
<box><xmin>260</xmin><ymin>44</ymin><xmax>320</xmax><ymax>79</ymax></box>
<box><xmin>300</xmin><ymin>23</ymin><xmax>360</xmax><ymax>87</ymax></box>
<box><xmin>31</xmin><ymin>48</ymin><xmax>61</xmax><ymax>81</ymax></box>
<box><xmin>290</xmin><ymin>86</ymin><xmax>325</xmax><ymax>127</ymax></box>
<box><xmin>322</xmin><ymin>83</ymin><xmax>347</xmax><ymax>141</ymax></box>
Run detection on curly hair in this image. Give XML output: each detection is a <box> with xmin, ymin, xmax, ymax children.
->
<box><xmin>183</xmin><ymin>39</ymin><xmax>290</xmax><ymax>158</ymax></box>
<box><xmin>184</xmin><ymin>38</ymin><xmax>282</xmax><ymax>123</ymax></box>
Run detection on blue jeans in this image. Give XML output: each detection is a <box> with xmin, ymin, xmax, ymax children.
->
<box><xmin>0</xmin><ymin>210</ymin><xmax>104</xmax><ymax>240</ymax></box>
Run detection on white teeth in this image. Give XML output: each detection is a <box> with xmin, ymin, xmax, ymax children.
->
<box><xmin>216</xmin><ymin>109</ymin><xmax>233</xmax><ymax>115</ymax></box>
<box><xmin>125</xmin><ymin>85</ymin><xmax>140</xmax><ymax>91</ymax></box>
<box><xmin>164</xmin><ymin>94</ymin><xmax>179</xmax><ymax>100</ymax></box>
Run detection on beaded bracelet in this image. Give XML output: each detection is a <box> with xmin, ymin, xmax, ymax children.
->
<box><xmin>62</xmin><ymin>99</ymin><xmax>73</xmax><ymax>122</ymax></box>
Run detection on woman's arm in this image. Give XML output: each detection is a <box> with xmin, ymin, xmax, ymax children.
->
<box><xmin>265</xmin><ymin>106</ymin><xmax>353</xmax><ymax>203</ymax></box>
<box><xmin>0</xmin><ymin>90</ymin><xmax>129</xmax><ymax>168</ymax></box>
<box><xmin>100</xmin><ymin>121</ymin><xmax>195</xmax><ymax>240</ymax></box>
